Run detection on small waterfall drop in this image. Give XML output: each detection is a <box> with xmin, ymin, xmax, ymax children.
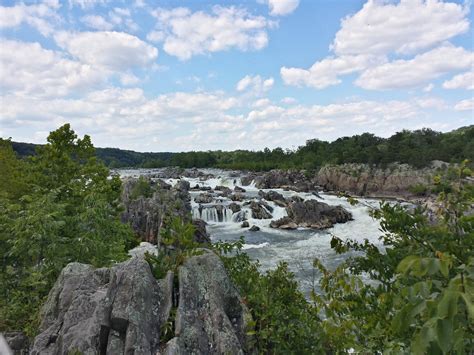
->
<box><xmin>193</xmin><ymin>206</ymin><xmax>235</xmax><ymax>223</ymax></box>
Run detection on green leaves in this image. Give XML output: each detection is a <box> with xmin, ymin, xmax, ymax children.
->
<box><xmin>0</xmin><ymin>125</ymin><xmax>134</xmax><ymax>335</ymax></box>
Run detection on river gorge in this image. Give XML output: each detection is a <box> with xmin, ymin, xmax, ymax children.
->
<box><xmin>119</xmin><ymin>168</ymin><xmax>384</xmax><ymax>295</ymax></box>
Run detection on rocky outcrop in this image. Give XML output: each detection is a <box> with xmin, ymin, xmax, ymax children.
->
<box><xmin>163</xmin><ymin>251</ymin><xmax>251</xmax><ymax>354</ymax></box>
<box><xmin>271</xmin><ymin>200</ymin><xmax>352</xmax><ymax>230</ymax></box>
<box><xmin>4</xmin><ymin>332</ymin><xmax>29</xmax><ymax>354</ymax></box>
<box><xmin>249</xmin><ymin>201</ymin><xmax>272</xmax><ymax>219</ymax></box>
<box><xmin>241</xmin><ymin>163</ymin><xmax>437</xmax><ymax>198</ymax></box>
<box><xmin>258</xmin><ymin>190</ymin><xmax>287</xmax><ymax>207</ymax></box>
<box><xmin>228</xmin><ymin>202</ymin><xmax>241</xmax><ymax>214</ymax></box>
<box><xmin>315</xmin><ymin>163</ymin><xmax>435</xmax><ymax>197</ymax></box>
<box><xmin>32</xmin><ymin>250</ymin><xmax>250</xmax><ymax>355</ymax></box>
<box><xmin>269</xmin><ymin>217</ymin><xmax>298</xmax><ymax>230</ymax></box>
<box><xmin>249</xmin><ymin>225</ymin><xmax>260</xmax><ymax>232</ymax></box>
<box><xmin>192</xmin><ymin>219</ymin><xmax>211</xmax><ymax>244</ymax></box>
<box><xmin>215</xmin><ymin>185</ymin><xmax>232</xmax><ymax>196</ymax></box>
<box><xmin>230</xmin><ymin>193</ymin><xmax>245</xmax><ymax>202</ymax></box>
<box><xmin>31</xmin><ymin>255</ymin><xmax>172</xmax><ymax>354</ymax></box>
<box><xmin>194</xmin><ymin>193</ymin><xmax>214</xmax><ymax>204</ymax></box>
<box><xmin>121</xmin><ymin>178</ymin><xmax>194</xmax><ymax>245</ymax></box>
<box><xmin>234</xmin><ymin>186</ymin><xmax>246</xmax><ymax>193</ymax></box>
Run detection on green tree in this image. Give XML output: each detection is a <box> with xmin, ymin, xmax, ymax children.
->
<box><xmin>0</xmin><ymin>124</ymin><xmax>135</xmax><ymax>335</ymax></box>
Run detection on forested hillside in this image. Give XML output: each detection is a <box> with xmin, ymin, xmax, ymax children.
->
<box><xmin>12</xmin><ymin>126</ymin><xmax>474</xmax><ymax>170</ymax></box>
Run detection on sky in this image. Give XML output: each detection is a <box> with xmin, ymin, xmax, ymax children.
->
<box><xmin>0</xmin><ymin>0</ymin><xmax>473</xmax><ymax>152</ymax></box>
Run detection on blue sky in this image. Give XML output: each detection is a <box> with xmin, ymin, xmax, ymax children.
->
<box><xmin>0</xmin><ymin>0</ymin><xmax>472</xmax><ymax>152</ymax></box>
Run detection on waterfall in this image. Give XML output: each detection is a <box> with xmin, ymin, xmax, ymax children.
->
<box><xmin>192</xmin><ymin>206</ymin><xmax>235</xmax><ymax>223</ymax></box>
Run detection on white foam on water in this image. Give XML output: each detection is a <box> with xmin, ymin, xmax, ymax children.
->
<box><xmin>242</xmin><ymin>242</ymin><xmax>269</xmax><ymax>250</ymax></box>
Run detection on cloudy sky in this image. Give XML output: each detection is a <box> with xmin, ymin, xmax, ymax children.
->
<box><xmin>0</xmin><ymin>0</ymin><xmax>472</xmax><ymax>152</ymax></box>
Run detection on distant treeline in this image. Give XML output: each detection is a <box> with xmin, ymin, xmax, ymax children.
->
<box><xmin>12</xmin><ymin>126</ymin><xmax>474</xmax><ymax>171</ymax></box>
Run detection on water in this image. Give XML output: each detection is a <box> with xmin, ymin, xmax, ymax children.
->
<box><xmin>119</xmin><ymin>168</ymin><xmax>383</xmax><ymax>295</ymax></box>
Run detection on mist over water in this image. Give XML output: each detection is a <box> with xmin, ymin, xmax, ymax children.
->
<box><xmin>119</xmin><ymin>168</ymin><xmax>383</xmax><ymax>295</ymax></box>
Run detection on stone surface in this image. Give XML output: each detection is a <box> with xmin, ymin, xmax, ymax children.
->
<box><xmin>241</xmin><ymin>221</ymin><xmax>250</xmax><ymax>228</ymax></box>
<box><xmin>228</xmin><ymin>202</ymin><xmax>241</xmax><ymax>214</ymax></box>
<box><xmin>4</xmin><ymin>332</ymin><xmax>28</xmax><ymax>354</ymax></box>
<box><xmin>250</xmin><ymin>201</ymin><xmax>272</xmax><ymax>219</ymax></box>
<box><xmin>192</xmin><ymin>219</ymin><xmax>211</xmax><ymax>244</ymax></box>
<box><xmin>164</xmin><ymin>251</ymin><xmax>251</xmax><ymax>355</ymax></box>
<box><xmin>270</xmin><ymin>200</ymin><xmax>352</xmax><ymax>230</ymax></box>
<box><xmin>121</xmin><ymin>178</ymin><xmax>191</xmax><ymax>244</ymax></box>
<box><xmin>249</xmin><ymin>225</ymin><xmax>260</xmax><ymax>232</ymax></box>
<box><xmin>194</xmin><ymin>193</ymin><xmax>214</xmax><ymax>204</ymax></box>
<box><xmin>31</xmin><ymin>257</ymin><xmax>172</xmax><ymax>355</ymax></box>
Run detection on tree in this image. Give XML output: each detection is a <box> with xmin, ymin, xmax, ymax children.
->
<box><xmin>0</xmin><ymin>124</ymin><xmax>135</xmax><ymax>335</ymax></box>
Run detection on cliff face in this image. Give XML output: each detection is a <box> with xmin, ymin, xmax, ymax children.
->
<box><xmin>241</xmin><ymin>163</ymin><xmax>439</xmax><ymax>198</ymax></box>
<box><xmin>121</xmin><ymin>178</ymin><xmax>209</xmax><ymax>245</ymax></box>
<box><xmin>315</xmin><ymin>163</ymin><xmax>436</xmax><ymax>197</ymax></box>
<box><xmin>31</xmin><ymin>248</ymin><xmax>250</xmax><ymax>355</ymax></box>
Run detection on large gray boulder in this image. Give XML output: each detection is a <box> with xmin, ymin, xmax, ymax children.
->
<box><xmin>163</xmin><ymin>251</ymin><xmax>251</xmax><ymax>354</ymax></box>
<box><xmin>194</xmin><ymin>193</ymin><xmax>214</xmax><ymax>204</ymax></box>
<box><xmin>258</xmin><ymin>190</ymin><xmax>287</xmax><ymax>206</ymax></box>
<box><xmin>31</xmin><ymin>257</ymin><xmax>173</xmax><ymax>355</ymax></box>
<box><xmin>286</xmin><ymin>200</ymin><xmax>352</xmax><ymax>229</ymax></box>
<box><xmin>271</xmin><ymin>200</ymin><xmax>352</xmax><ymax>230</ymax></box>
<box><xmin>250</xmin><ymin>201</ymin><xmax>272</xmax><ymax>219</ymax></box>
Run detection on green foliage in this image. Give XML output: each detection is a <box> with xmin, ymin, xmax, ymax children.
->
<box><xmin>12</xmin><ymin>125</ymin><xmax>474</xmax><ymax>170</ymax></box>
<box><xmin>146</xmin><ymin>217</ymin><xmax>202</xmax><ymax>279</ymax></box>
<box><xmin>0</xmin><ymin>124</ymin><xmax>135</xmax><ymax>335</ymax></box>
<box><xmin>409</xmin><ymin>183</ymin><xmax>429</xmax><ymax>196</ymax></box>
<box><xmin>130</xmin><ymin>176</ymin><xmax>154</xmax><ymax>199</ymax></box>
<box><xmin>213</xmin><ymin>238</ymin><xmax>327</xmax><ymax>354</ymax></box>
<box><xmin>315</xmin><ymin>161</ymin><xmax>474</xmax><ymax>353</ymax></box>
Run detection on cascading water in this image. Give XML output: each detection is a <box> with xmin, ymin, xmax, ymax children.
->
<box><xmin>193</xmin><ymin>206</ymin><xmax>236</xmax><ymax>223</ymax></box>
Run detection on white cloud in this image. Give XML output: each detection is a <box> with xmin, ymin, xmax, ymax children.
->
<box><xmin>81</xmin><ymin>15</ymin><xmax>113</xmax><ymax>30</ymax></box>
<box><xmin>281</xmin><ymin>0</ymin><xmax>471</xmax><ymax>90</ymax></box>
<box><xmin>281</xmin><ymin>54</ymin><xmax>382</xmax><ymax>89</ymax></box>
<box><xmin>68</xmin><ymin>0</ymin><xmax>108</xmax><ymax>9</ymax></box>
<box><xmin>0</xmin><ymin>39</ymin><xmax>104</xmax><ymax>98</ymax></box>
<box><xmin>423</xmin><ymin>83</ymin><xmax>434</xmax><ymax>92</ymax></box>
<box><xmin>0</xmin><ymin>1</ymin><xmax>60</xmax><ymax>36</ymax></box>
<box><xmin>259</xmin><ymin>0</ymin><xmax>299</xmax><ymax>16</ymax></box>
<box><xmin>147</xmin><ymin>30</ymin><xmax>165</xmax><ymax>43</ymax></box>
<box><xmin>54</xmin><ymin>31</ymin><xmax>158</xmax><ymax>71</ymax></box>
<box><xmin>443</xmin><ymin>71</ymin><xmax>474</xmax><ymax>90</ymax></box>
<box><xmin>332</xmin><ymin>0</ymin><xmax>469</xmax><ymax>56</ymax></box>
<box><xmin>150</xmin><ymin>6</ymin><xmax>273</xmax><ymax>60</ymax></box>
<box><xmin>236</xmin><ymin>75</ymin><xmax>274</xmax><ymax>95</ymax></box>
<box><xmin>281</xmin><ymin>97</ymin><xmax>297</xmax><ymax>104</ymax></box>
<box><xmin>355</xmin><ymin>45</ymin><xmax>473</xmax><ymax>90</ymax></box>
<box><xmin>454</xmin><ymin>98</ymin><xmax>474</xmax><ymax>111</ymax></box>
<box><xmin>120</xmin><ymin>73</ymin><xmax>140</xmax><ymax>86</ymax></box>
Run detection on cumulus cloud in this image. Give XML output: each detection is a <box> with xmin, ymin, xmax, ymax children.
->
<box><xmin>281</xmin><ymin>0</ymin><xmax>471</xmax><ymax>90</ymax></box>
<box><xmin>149</xmin><ymin>6</ymin><xmax>273</xmax><ymax>60</ymax></box>
<box><xmin>259</xmin><ymin>0</ymin><xmax>299</xmax><ymax>16</ymax></box>
<box><xmin>81</xmin><ymin>15</ymin><xmax>114</xmax><ymax>30</ymax></box>
<box><xmin>454</xmin><ymin>98</ymin><xmax>474</xmax><ymax>111</ymax></box>
<box><xmin>54</xmin><ymin>31</ymin><xmax>158</xmax><ymax>71</ymax></box>
<box><xmin>443</xmin><ymin>71</ymin><xmax>474</xmax><ymax>90</ymax></box>
<box><xmin>0</xmin><ymin>1</ymin><xmax>60</xmax><ymax>36</ymax></box>
<box><xmin>68</xmin><ymin>0</ymin><xmax>108</xmax><ymax>9</ymax></box>
<box><xmin>0</xmin><ymin>39</ymin><xmax>104</xmax><ymax>98</ymax></box>
<box><xmin>355</xmin><ymin>45</ymin><xmax>473</xmax><ymax>90</ymax></box>
<box><xmin>281</xmin><ymin>54</ymin><xmax>383</xmax><ymax>89</ymax></box>
<box><xmin>331</xmin><ymin>0</ymin><xmax>469</xmax><ymax>56</ymax></box>
<box><xmin>236</xmin><ymin>75</ymin><xmax>274</xmax><ymax>95</ymax></box>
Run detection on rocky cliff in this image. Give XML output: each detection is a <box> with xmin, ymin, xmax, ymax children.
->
<box><xmin>241</xmin><ymin>163</ymin><xmax>440</xmax><ymax>198</ymax></box>
<box><xmin>121</xmin><ymin>177</ymin><xmax>209</xmax><ymax>245</ymax></box>
<box><xmin>30</xmin><ymin>248</ymin><xmax>250</xmax><ymax>355</ymax></box>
